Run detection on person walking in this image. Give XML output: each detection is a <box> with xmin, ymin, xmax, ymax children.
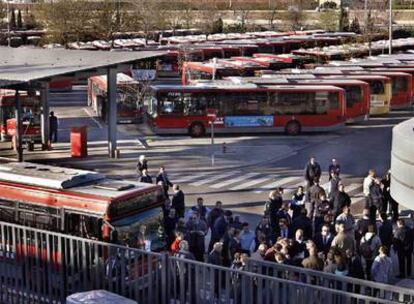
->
<box><xmin>171</xmin><ymin>184</ymin><xmax>185</xmax><ymax>218</ymax></box>
<box><xmin>327</xmin><ymin>171</ymin><xmax>341</xmax><ymax>202</ymax></box>
<box><xmin>139</xmin><ymin>169</ymin><xmax>153</xmax><ymax>184</ymax></box>
<box><xmin>291</xmin><ymin>186</ymin><xmax>306</xmax><ymax>220</ymax></box>
<box><xmin>156</xmin><ymin>166</ymin><xmax>173</xmax><ymax>197</ymax></box>
<box><xmin>368</xmin><ymin>178</ymin><xmax>383</xmax><ymax>225</ymax></box>
<box><xmin>371</xmin><ymin>246</ymin><xmax>393</xmax><ymax>284</ymax></box>
<box><xmin>381</xmin><ymin>170</ymin><xmax>399</xmax><ymax>221</ymax></box>
<box><xmin>360</xmin><ymin>225</ymin><xmax>382</xmax><ymax>280</ymax></box>
<box><xmin>363</xmin><ymin>169</ymin><xmax>376</xmax><ymax>208</ymax></box>
<box><xmin>332</xmin><ymin>184</ymin><xmax>351</xmax><ymax>218</ymax></box>
<box><xmin>137</xmin><ymin>155</ymin><xmax>148</xmax><ymax>176</ymax></box>
<box><xmin>328</xmin><ymin>158</ymin><xmax>341</xmax><ymax>179</ymax></box>
<box><xmin>307</xmin><ymin>179</ymin><xmax>324</xmax><ymax>221</ymax></box>
<box><xmin>393</xmin><ymin>219</ymin><xmax>413</xmax><ymax>278</ymax></box>
<box><xmin>304</xmin><ymin>156</ymin><xmax>322</xmax><ymax>189</ymax></box>
<box><xmin>49</xmin><ymin>111</ymin><xmax>58</xmax><ymax>143</ymax></box>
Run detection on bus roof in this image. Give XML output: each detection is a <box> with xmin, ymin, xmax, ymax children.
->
<box><xmin>90</xmin><ymin>73</ymin><xmax>138</xmax><ymax>85</ymax></box>
<box><xmin>0</xmin><ymin>162</ymin><xmax>105</xmax><ymax>190</ymax></box>
<box><xmin>151</xmin><ymin>84</ymin><xmax>344</xmax><ymax>92</ymax></box>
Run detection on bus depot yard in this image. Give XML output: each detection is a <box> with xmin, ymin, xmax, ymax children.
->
<box><xmin>0</xmin><ymin>21</ymin><xmax>414</xmax><ymax>303</ymax></box>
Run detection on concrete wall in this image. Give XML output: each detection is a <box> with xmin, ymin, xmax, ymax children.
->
<box><xmin>390</xmin><ymin>118</ymin><xmax>414</xmax><ymax>209</ymax></box>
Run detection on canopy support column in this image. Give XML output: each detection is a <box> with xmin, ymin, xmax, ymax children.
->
<box><xmin>40</xmin><ymin>82</ymin><xmax>50</xmax><ymax>150</ymax></box>
<box><xmin>15</xmin><ymin>90</ymin><xmax>23</xmax><ymax>162</ymax></box>
<box><xmin>107</xmin><ymin>68</ymin><xmax>118</xmax><ymax>158</ymax></box>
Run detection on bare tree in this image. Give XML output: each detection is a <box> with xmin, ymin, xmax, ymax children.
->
<box><xmin>197</xmin><ymin>0</ymin><xmax>223</xmax><ymax>35</ymax></box>
<box><xmin>231</xmin><ymin>0</ymin><xmax>251</xmax><ymax>32</ymax></box>
<box><xmin>130</xmin><ymin>0</ymin><xmax>166</xmax><ymax>45</ymax></box>
<box><xmin>94</xmin><ymin>0</ymin><xmax>128</xmax><ymax>44</ymax></box>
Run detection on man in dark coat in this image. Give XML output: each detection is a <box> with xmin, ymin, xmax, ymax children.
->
<box><xmin>156</xmin><ymin>166</ymin><xmax>173</xmax><ymax>196</ymax></box>
<box><xmin>207</xmin><ymin>201</ymin><xmax>224</xmax><ymax>229</ymax></box>
<box><xmin>307</xmin><ymin>179</ymin><xmax>324</xmax><ymax>220</ymax></box>
<box><xmin>381</xmin><ymin>170</ymin><xmax>399</xmax><ymax>221</ymax></box>
<box><xmin>171</xmin><ymin>184</ymin><xmax>185</xmax><ymax>218</ymax></box>
<box><xmin>290</xmin><ymin>207</ymin><xmax>313</xmax><ymax>240</ymax></box>
<box><xmin>328</xmin><ymin>158</ymin><xmax>341</xmax><ymax>180</ymax></box>
<box><xmin>304</xmin><ymin>156</ymin><xmax>321</xmax><ymax>189</ymax></box>
<box><xmin>332</xmin><ymin>183</ymin><xmax>351</xmax><ymax>218</ymax></box>
<box><xmin>209</xmin><ymin>210</ymin><xmax>232</xmax><ymax>253</ymax></box>
<box><xmin>378</xmin><ymin>212</ymin><xmax>393</xmax><ymax>250</ymax></box>
<box><xmin>314</xmin><ymin>224</ymin><xmax>334</xmax><ymax>256</ymax></box>
<box><xmin>368</xmin><ymin>178</ymin><xmax>383</xmax><ymax>224</ymax></box>
<box><xmin>139</xmin><ymin>169</ymin><xmax>153</xmax><ymax>184</ymax></box>
<box><xmin>49</xmin><ymin>111</ymin><xmax>58</xmax><ymax>143</ymax></box>
<box><xmin>393</xmin><ymin>219</ymin><xmax>413</xmax><ymax>278</ymax></box>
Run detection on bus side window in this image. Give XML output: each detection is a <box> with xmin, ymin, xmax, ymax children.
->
<box><xmin>159</xmin><ymin>92</ymin><xmax>184</xmax><ymax>115</ymax></box>
<box><xmin>184</xmin><ymin>93</ymin><xmax>208</xmax><ymax>116</ymax></box>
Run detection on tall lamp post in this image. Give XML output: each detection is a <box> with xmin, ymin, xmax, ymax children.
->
<box><xmin>6</xmin><ymin>1</ymin><xmax>10</xmax><ymax>47</ymax></box>
<box><xmin>389</xmin><ymin>0</ymin><xmax>393</xmax><ymax>54</ymax></box>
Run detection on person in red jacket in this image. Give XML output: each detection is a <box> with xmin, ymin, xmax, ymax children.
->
<box><xmin>170</xmin><ymin>230</ymin><xmax>184</xmax><ymax>254</ymax></box>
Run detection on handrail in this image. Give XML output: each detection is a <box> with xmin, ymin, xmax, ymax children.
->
<box><xmin>169</xmin><ymin>255</ymin><xmax>404</xmax><ymax>304</ymax></box>
<box><xmin>246</xmin><ymin>257</ymin><xmax>414</xmax><ymax>302</ymax></box>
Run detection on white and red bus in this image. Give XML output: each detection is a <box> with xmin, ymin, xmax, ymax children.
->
<box><xmin>147</xmin><ymin>84</ymin><xmax>346</xmax><ymax>136</ymax></box>
<box><xmin>0</xmin><ymin>90</ymin><xmax>41</xmax><ymax>143</ymax></box>
<box><xmin>230</xmin><ymin>56</ymin><xmax>292</xmax><ymax>70</ymax></box>
<box><xmin>88</xmin><ymin>73</ymin><xmax>143</xmax><ymax>123</ymax></box>
<box><xmin>0</xmin><ymin>162</ymin><xmax>165</xmax><ymax>246</ymax></box>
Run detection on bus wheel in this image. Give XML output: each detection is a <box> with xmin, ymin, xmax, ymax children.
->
<box><xmin>189</xmin><ymin>123</ymin><xmax>205</xmax><ymax>137</ymax></box>
<box><xmin>285</xmin><ymin>120</ymin><xmax>301</xmax><ymax>136</ymax></box>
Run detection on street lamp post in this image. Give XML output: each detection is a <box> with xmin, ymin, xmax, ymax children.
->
<box><xmin>6</xmin><ymin>1</ymin><xmax>10</xmax><ymax>48</ymax></box>
<box><xmin>389</xmin><ymin>0</ymin><xmax>393</xmax><ymax>54</ymax></box>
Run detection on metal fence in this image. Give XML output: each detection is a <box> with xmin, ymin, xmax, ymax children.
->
<box><xmin>0</xmin><ymin>220</ymin><xmax>413</xmax><ymax>304</ymax></box>
<box><xmin>0</xmin><ymin>222</ymin><xmax>166</xmax><ymax>304</ymax></box>
<box><xmin>167</xmin><ymin>256</ymin><xmax>404</xmax><ymax>304</ymax></box>
<box><xmin>246</xmin><ymin>258</ymin><xmax>414</xmax><ymax>304</ymax></box>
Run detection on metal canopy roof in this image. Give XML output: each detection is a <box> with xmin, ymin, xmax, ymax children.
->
<box><xmin>0</xmin><ymin>47</ymin><xmax>164</xmax><ymax>87</ymax></box>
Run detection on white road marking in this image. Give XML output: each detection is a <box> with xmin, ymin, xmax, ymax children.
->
<box><xmin>346</xmin><ymin>183</ymin><xmax>362</xmax><ymax>194</ymax></box>
<box><xmin>189</xmin><ymin>171</ymin><xmax>240</xmax><ymax>186</ymax></box>
<box><xmin>254</xmin><ymin>176</ymin><xmax>300</xmax><ymax>193</ymax></box>
<box><xmin>210</xmin><ymin>173</ymin><xmax>261</xmax><ymax>189</ymax></box>
<box><xmin>83</xmin><ymin>107</ymin><xmax>103</xmax><ymax>129</ymax></box>
<box><xmin>173</xmin><ymin>172</ymin><xmax>213</xmax><ymax>184</ymax></box>
<box><xmin>229</xmin><ymin>176</ymin><xmax>272</xmax><ymax>191</ymax></box>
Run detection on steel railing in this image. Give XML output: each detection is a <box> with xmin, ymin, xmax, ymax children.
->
<box><xmin>0</xmin><ymin>220</ymin><xmax>412</xmax><ymax>304</ymax></box>
<box><xmin>246</xmin><ymin>257</ymin><xmax>414</xmax><ymax>304</ymax></box>
<box><xmin>0</xmin><ymin>221</ymin><xmax>166</xmax><ymax>304</ymax></box>
<box><xmin>168</xmin><ymin>256</ymin><xmax>404</xmax><ymax>304</ymax></box>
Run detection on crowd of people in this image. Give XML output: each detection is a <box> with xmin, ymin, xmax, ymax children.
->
<box><xmin>136</xmin><ymin>154</ymin><xmax>412</xmax><ymax>285</ymax></box>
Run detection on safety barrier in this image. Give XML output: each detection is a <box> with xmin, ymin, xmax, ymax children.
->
<box><xmin>246</xmin><ymin>258</ymin><xmax>414</xmax><ymax>304</ymax></box>
<box><xmin>0</xmin><ymin>220</ymin><xmax>413</xmax><ymax>303</ymax></box>
<box><xmin>0</xmin><ymin>222</ymin><xmax>166</xmax><ymax>304</ymax></box>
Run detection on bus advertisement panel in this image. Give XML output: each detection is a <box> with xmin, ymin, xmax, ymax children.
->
<box><xmin>147</xmin><ymin>84</ymin><xmax>346</xmax><ymax>137</ymax></box>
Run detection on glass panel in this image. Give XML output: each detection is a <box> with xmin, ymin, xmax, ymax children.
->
<box><xmin>158</xmin><ymin>92</ymin><xmax>184</xmax><ymax>115</ymax></box>
<box><xmin>217</xmin><ymin>92</ymin><xmax>267</xmax><ymax>115</ymax></box>
<box><xmin>392</xmin><ymin>76</ymin><xmax>408</xmax><ymax>96</ymax></box>
<box><xmin>327</xmin><ymin>92</ymin><xmax>339</xmax><ymax>110</ymax></box>
<box><xmin>271</xmin><ymin>92</ymin><xmax>317</xmax><ymax>115</ymax></box>
<box><xmin>183</xmin><ymin>92</ymin><xmax>213</xmax><ymax>116</ymax></box>
<box><xmin>345</xmin><ymin>86</ymin><xmax>362</xmax><ymax>107</ymax></box>
<box><xmin>370</xmin><ymin>80</ymin><xmax>385</xmax><ymax>95</ymax></box>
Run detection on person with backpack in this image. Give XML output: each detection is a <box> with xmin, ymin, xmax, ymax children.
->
<box><xmin>359</xmin><ymin>225</ymin><xmax>381</xmax><ymax>280</ymax></box>
<box><xmin>393</xmin><ymin>219</ymin><xmax>413</xmax><ymax>278</ymax></box>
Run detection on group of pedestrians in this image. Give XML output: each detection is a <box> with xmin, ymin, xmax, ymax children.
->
<box><xmin>135</xmin><ymin>154</ymin><xmax>410</xmax><ymax>287</ymax></box>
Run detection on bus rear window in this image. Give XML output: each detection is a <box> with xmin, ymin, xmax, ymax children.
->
<box><xmin>370</xmin><ymin>81</ymin><xmax>385</xmax><ymax>94</ymax></box>
<box><xmin>345</xmin><ymin>86</ymin><xmax>362</xmax><ymax>107</ymax></box>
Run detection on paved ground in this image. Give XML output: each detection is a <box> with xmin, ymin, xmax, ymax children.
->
<box><xmin>0</xmin><ymin>86</ymin><xmax>413</xmax><ymax>224</ymax></box>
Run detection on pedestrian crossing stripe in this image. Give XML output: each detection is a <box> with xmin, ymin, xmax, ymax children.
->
<box><xmin>253</xmin><ymin>176</ymin><xmax>299</xmax><ymax>193</ymax></box>
<box><xmin>189</xmin><ymin>171</ymin><xmax>241</xmax><ymax>187</ymax></box>
<box><xmin>173</xmin><ymin>172</ymin><xmax>213</xmax><ymax>183</ymax></box>
<box><xmin>210</xmin><ymin>172</ymin><xmax>261</xmax><ymax>189</ymax></box>
<box><xmin>229</xmin><ymin>176</ymin><xmax>272</xmax><ymax>191</ymax></box>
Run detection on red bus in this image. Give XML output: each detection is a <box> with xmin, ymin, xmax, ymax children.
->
<box><xmin>223</xmin><ymin>77</ymin><xmax>369</xmax><ymax>123</ymax></box>
<box><xmin>0</xmin><ymin>162</ymin><xmax>165</xmax><ymax>246</ymax></box>
<box><xmin>0</xmin><ymin>90</ymin><xmax>41</xmax><ymax>143</ymax></box>
<box><xmin>315</xmin><ymin>68</ymin><xmax>413</xmax><ymax>109</ymax></box>
<box><xmin>147</xmin><ymin>84</ymin><xmax>346</xmax><ymax>136</ymax></box>
<box><xmin>253</xmin><ymin>53</ymin><xmax>314</xmax><ymax>68</ymax></box>
<box><xmin>182</xmin><ymin>60</ymin><xmax>268</xmax><ymax>85</ymax></box>
<box><xmin>230</xmin><ymin>56</ymin><xmax>292</xmax><ymax>70</ymax></box>
<box><xmin>49</xmin><ymin>79</ymin><xmax>72</xmax><ymax>92</ymax></box>
<box><xmin>88</xmin><ymin>73</ymin><xmax>143</xmax><ymax>123</ymax></box>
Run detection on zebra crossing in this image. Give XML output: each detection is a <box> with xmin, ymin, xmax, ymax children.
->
<box><xmin>169</xmin><ymin>170</ymin><xmax>365</xmax><ymax>203</ymax></box>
